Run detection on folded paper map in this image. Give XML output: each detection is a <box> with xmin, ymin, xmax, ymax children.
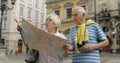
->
<box><xmin>20</xmin><ymin>19</ymin><xmax>68</xmax><ymax>57</ymax></box>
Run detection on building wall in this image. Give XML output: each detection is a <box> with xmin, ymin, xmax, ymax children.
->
<box><xmin>2</xmin><ymin>0</ymin><xmax>46</xmax><ymax>54</ymax></box>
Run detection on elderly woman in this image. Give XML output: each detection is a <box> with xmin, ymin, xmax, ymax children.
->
<box><xmin>45</xmin><ymin>13</ymin><xmax>66</xmax><ymax>39</ymax></box>
<box><xmin>17</xmin><ymin>13</ymin><xmax>67</xmax><ymax>63</ymax></box>
<box><xmin>38</xmin><ymin>13</ymin><xmax>67</xmax><ymax>63</ymax></box>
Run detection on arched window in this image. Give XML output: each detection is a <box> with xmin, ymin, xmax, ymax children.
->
<box><xmin>118</xmin><ymin>3</ymin><xmax>120</xmax><ymax>15</ymax></box>
<box><xmin>77</xmin><ymin>1</ymin><xmax>86</xmax><ymax>10</ymax></box>
<box><xmin>64</xmin><ymin>2</ymin><xmax>73</xmax><ymax>19</ymax></box>
<box><xmin>117</xmin><ymin>23</ymin><xmax>120</xmax><ymax>31</ymax></box>
<box><xmin>0</xmin><ymin>39</ymin><xmax>5</xmax><ymax>46</ymax></box>
<box><xmin>18</xmin><ymin>39</ymin><xmax>22</xmax><ymax>53</ymax></box>
<box><xmin>64</xmin><ymin>29</ymin><xmax>70</xmax><ymax>34</ymax></box>
<box><xmin>117</xmin><ymin>35</ymin><xmax>120</xmax><ymax>45</ymax></box>
<box><xmin>53</xmin><ymin>5</ymin><xmax>61</xmax><ymax>16</ymax></box>
<box><xmin>55</xmin><ymin>10</ymin><xmax>60</xmax><ymax>16</ymax></box>
<box><xmin>2</xmin><ymin>39</ymin><xmax>5</xmax><ymax>45</ymax></box>
<box><xmin>102</xmin><ymin>27</ymin><xmax>109</xmax><ymax>32</ymax></box>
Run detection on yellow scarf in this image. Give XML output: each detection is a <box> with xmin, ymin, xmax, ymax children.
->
<box><xmin>75</xmin><ymin>19</ymin><xmax>95</xmax><ymax>54</ymax></box>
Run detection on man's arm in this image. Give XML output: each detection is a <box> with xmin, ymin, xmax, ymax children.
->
<box><xmin>94</xmin><ymin>39</ymin><xmax>109</xmax><ymax>49</ymax></box>
<box><xmin>82</xmin><ymin>39</ymin><xmax>109</xmax><ymax>52</ymax></box>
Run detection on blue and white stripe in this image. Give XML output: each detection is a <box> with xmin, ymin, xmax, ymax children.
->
<box><xmin>69</xmin><ymin>23</ymin><xmax>106</xmax><ymax>63</ymax></box>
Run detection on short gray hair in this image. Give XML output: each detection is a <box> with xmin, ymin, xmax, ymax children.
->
<box><xmin>72</xmin><ymin>6</ymin><xmax>86</xmax><ymax>15</ymax></box>
<box><xmin>46</xmin><ymin>13</ymin><xmax>61</xmax><ymax>27</ymax></box>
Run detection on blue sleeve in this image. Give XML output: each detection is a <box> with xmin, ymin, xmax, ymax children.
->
<box><xmin>69</xmin><ymin>28</ymin><xmax>73</xmax><ymax>44</ymax></box>
<box><xmin>95</xmin><ymin>24</ymin><xmax>107</xmax><ymax>42</ymax></box>
<box><xmin>69</xmin><ymin>26</ymin><xmax>76</xmax><ymax>44</ymax></box>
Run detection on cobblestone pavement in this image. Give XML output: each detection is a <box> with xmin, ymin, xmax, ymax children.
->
<box><xmin>7</xmin><ymin>54</ymin><xmax>26</xmax><ymax>63</ymax></box>
<box><xmin>0</xmin><ymin>49</ymin><xmax>9</xmax><ymax>63</ymax></box>
<box><xmin>100</xmin><ymin>52</ymin><xmax>120</xmax><ymax>63</ymax></box>
<box><xmin>0</xmin><ymin>53</ymin><xmax>9</xmax><ymax>63</ymax></box>
<box><xmin>0</xmin><ymin>52</ymin><xmax>120</xmax><ymax>63</ymax></box>
<box><xmin>6</xmin><ymin>54</ymin><xmax>72</xmax><ymax>63</ymax></box>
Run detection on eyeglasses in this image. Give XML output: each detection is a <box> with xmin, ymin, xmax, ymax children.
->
<box><xmin>72</xmin><ymin>14</ymin><xmax>78</xmax><ymax>17</ymax></box>
<box><xmin>72</xmin><ymin>13</ymin><xmax>82</xmax><ymax>17</ymax></box>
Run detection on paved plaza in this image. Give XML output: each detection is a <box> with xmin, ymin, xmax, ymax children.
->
<box><xmin>0</xmin><ymin>51</ymin><xmax>120</xmax><ymax>63</ymax></box>
<box><xmin>7</xmin><ymin>53</ymin><xmax>120</xmax><ymax>63</ymax></box>
<box><xmin>0</xmin><ymin>49</ymin><xmax>9</xmax><ymax>63</ymax></box>
<box><xmin>100</xmin><ymin>52</ymin><xmax>120</xmax><ymax>63</ymax></box>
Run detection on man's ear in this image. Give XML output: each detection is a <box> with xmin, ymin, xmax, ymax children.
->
<box><xmin>82</xmin><ymin>13</ymin><xmax>85</xmax><ymax>17</ymax></box>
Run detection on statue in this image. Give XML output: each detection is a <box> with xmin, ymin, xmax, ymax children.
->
<box><xmin>110</xmin><ymin>18</ymin><xmax>119</xmax><ymax>53</ymax></box>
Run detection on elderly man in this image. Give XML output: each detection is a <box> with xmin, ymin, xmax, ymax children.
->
<box><xmin>66</xmin><ymin>6</ymin><xmax>109</xmax><ymax>63</ymax></box>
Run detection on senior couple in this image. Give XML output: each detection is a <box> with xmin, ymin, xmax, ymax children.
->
<box><xmin>17</xmin><ymin>6</ymin><xmax>109</xmax><ymax>63</ymax></box>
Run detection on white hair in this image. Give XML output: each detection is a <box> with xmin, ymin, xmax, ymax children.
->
<box><xmin>46</xmin><ymin>13</ymin><xmax>61</xmax><ymax>27</ymax></box>
<box><xmin>72</xmin><ymin>6</ymin><xmax>86</xmax><ymax>15</ymax></box>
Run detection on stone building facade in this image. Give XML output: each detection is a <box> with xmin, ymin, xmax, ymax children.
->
<box><xmin>1</xmin><ymin>0</ymin><xmax>46</xmax><ymax>54</ymax></box>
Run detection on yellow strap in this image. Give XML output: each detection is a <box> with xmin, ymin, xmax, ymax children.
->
<box><xmin>75</xmin><ymin>19</ymin><xmax>95</xmax><ymax>54</ymax></box>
